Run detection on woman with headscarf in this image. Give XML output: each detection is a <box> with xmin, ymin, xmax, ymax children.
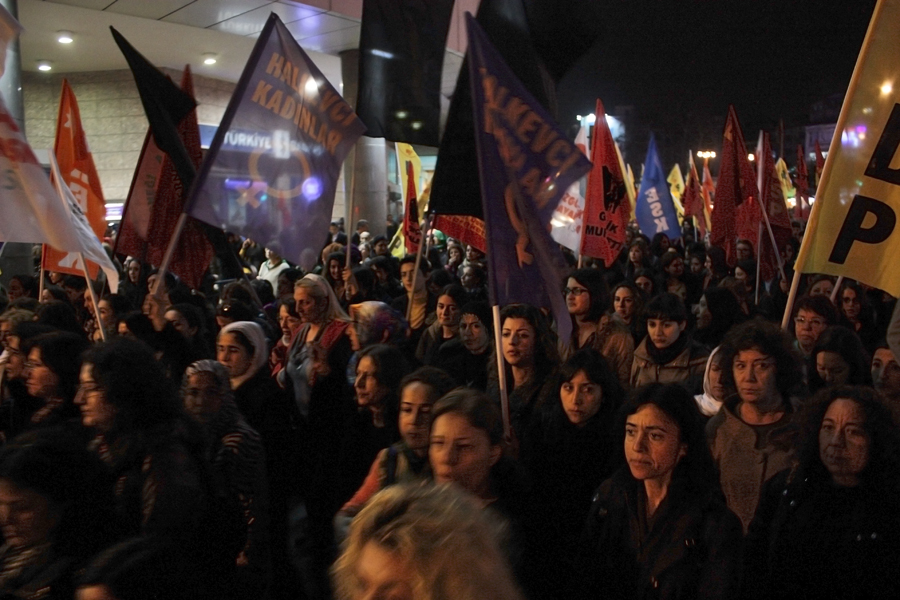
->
<box><xmin>694</xmin><ymin>346</ymin><xmax>727</xmax><ymax>419</ymax></box>
<box><xmin>181</xmin><ymin>360</ymin><xmax>271</xmax><ymax>599</ymax></box>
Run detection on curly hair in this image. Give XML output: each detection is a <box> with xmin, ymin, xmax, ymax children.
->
<box><xmin>719</xmin><ymin>319</ymin><xmax>802</xmax><ymax>401</ymax></box>
<box><xmin>332</xmin><ymin>483</ymin><xmax>524</xmax><ymax>600</ymax></box>
<box><xmin>797</xmin><ymin>386</ymin><xmax>900</xmax><ymax>493</ymax></box>
<box><xmin>497</xmin><ymin>303</ymin><xmax>559</xmax><ymax>375</ymax></box>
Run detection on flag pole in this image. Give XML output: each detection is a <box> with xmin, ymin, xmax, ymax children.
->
<box><xmin>783</xmin><ymin>0</ymin><xmax>887</xmax><ymax>330</ymax></box>
<box><xmin>492</xmin><ymin>304</ymin><xmax>512</xmax><ymax>442</ymax></box>
<box><xmin>345</xmin><ymin>145</ymin><xmax>359</xmax><ymax>272</ymax></box>
<box><xmin>80</xmin><ymin>254</ymin><xmax>106</xmax><ymax>341</ymax></box>
<box><xmin>831</xmin><ymin>276</ymin><xmax>844</xmax><ymax>303</ymax></box>
<box><xmin>755</xmin><ymin>222</ymin><xmax>763</xmax><ymax>306</ymax></box>
<box><xmin>758</xmin><ymin>199</ymin><xmax>788</xmax><ymax>282</ymax></box>
<box><xmin>38</xmin><ymin>247</ymin><xmax>46</xmax><ymax>301</ymax></box>
<box><xmin>151</xmin><ymin>212</ymin><xmax>188</xmax><ymax>297</ymax></box>
<box><xmin>406</xmin><ymin>213</ymin><xmax>431</xmax><ymax>323</ymax></box>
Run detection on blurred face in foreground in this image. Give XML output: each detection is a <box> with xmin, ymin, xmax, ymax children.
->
<box><xmin>430</xmin><ymin>412</ymin><xmax>500</xmax><ymax>499</ymax></box>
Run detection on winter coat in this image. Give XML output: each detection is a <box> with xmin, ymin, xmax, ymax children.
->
<box><xmin>581</xmin><ymin>469</ymin><xmax>743</xmax><ymax>600</ymax></box>
<box><xmin>706</xmin><ymin>397</ymin><xmax>800</xmax><ymax>531</ymax></box>
<box><xmin>630</xmin><ymin>337</ymin><xmax>708</xmax><ymax>392</ymax></box>
<box><xmin>743</xmin><ymin>466</ymin><xmax>900</xmax><ymax>599</ymax></box>
<box><xmin>565</xmin><ymin>314</ymin><xmax>636</xmax><ymax>389</ymax></box>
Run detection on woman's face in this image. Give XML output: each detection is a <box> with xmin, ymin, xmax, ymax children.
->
<box><xmin>182</xmin><ymin>371</ymin><xmax>223</xmax><ymax>425</ymax></box>
<box><xmin>565</xmin><ymin>277</ymin><xmax>591</xmax><ymax>317</ymax></box>
<box><xmin>127</xmin><ymin>261</ymin><xmax>141</xmax><ymax>284</ymax></box>
<box><xmin>448</xmin><ymin>246</ymin><xmax>462</xmax><ymax>263</ymax></box>
<box><xmin>5</xmin><ymin>336</ymin><xmax>24</xmax><ymax>380</ymax></box>
<box><xmin>560</xmin><ymin>370</ymin><xmax>603</xmax><ymax>426</ymax></box>
<box><xmin>7</xmin><ymin>279</ymin><xmax>24</xmax><ymax>301</ymax></box>
<box><xmin>704</xmin><ymin>255</ymin><xmax>713</xmax><ymax>272</ymax></box>
<box><xmin>465</xmin><ymin>246</ymin><xmax>482</xmax><ymax>262</ymax></box>
<box><xmin>501</xmin><ymin>317</ymin><xmax>536</xmax><ymax>369</ymax></box>
<box><xmin>658</xmin><ymin>236</ymin><xmax>670</xmax><ymax>251</ymax></box>
<box><xmin>329</xmin><ymin>259</ymin><xmax>342</xmax><ymax>282</ymax></box>
<box><xmin>97</xmin><ymin>300</ymin><xmax>117</xmax><ymax>329</ymax></box>
<box><xmin>25</xmin><ymin>348</ymin><xmax>59</xmax><ymax>399</ymax></box>
<box><xmin>690</xmin><ymin>256</ymin><xmax>704</xmax><ymax>274</ymax></box>
<box><xmin>399</xmin><ymin>382</ymin><xmax>434</xmax><ymax>455</ymax></box>
<box><xmin>276</xmin><ymin>275</ymin><xmax>293</xmax><ymax>299</ymax></box>
<box><xmin>436</xmin><ymin>295</ymin><xmax>461</xmax><ymax>329</ymax></box>
<box><xmin>354</xmin><ymin>542</ymin><xmax>414</xmax><ymax>600</ymax></box>
<box><xmin>278</xmin><ymin>304</ymin><xmax>302</xmax><ymax>341</ymax></box>
<box><xmin>0</xmin><ymin>479</ymin><xmax>59</xmax><ymax>549</ymax></box>
<box><xmin>696</xmin><ymin>295</ymin><xmax>712</xmax><ymax>329</ymax></box>
<box><xmin>810</xmin><ymin>279</ymin><xmax>834</xmax><ymax>298</ymax></box>
<box><xmin>216</xmin><ymin>333</ymin><xmax>253</xmax><ymax>379</ymax></box>
<box><xmin>294</xmin><ymin>287</ymin><xmax>324</xmax><ymax>324</ymax></box>
<box><xmin>461</xmin><ymin>267</ymin><xmax>478</xmax><ymax>289</ymax></box>
<box><xmin>733</xmin><ymin>349</ymin><xmax>779</xmax><ymax>406</ymax></box>
<box><xmin>624</xmin><ymin>404</ymin><xmax>685</xmax><ymax>485</ymax></box>
<box><xmin>75</xmin><ymin>364</ymin><xmax>117</xmax><ymax>431</ymax></box>
<box><xmin>355</xmin><ymin>356</ymin><xmax>388</xmax><ymax>409</ymax></box>
<box><xmin>629</xmin><ymin>246</ymin><xmax>642</xmax><ymax>264</ymax></box>
<box><xmin>665</xmin><ymin>257</ymin><xmax>684</xmax><ymax>278</ymax></box>
<box><xmin>614</xmin><ymin>287</ymin><xmax>635</xmax><ymax>322</ymax></box>
<box><xmin>734</xmin><ymin>267</ymin><xmax>748</xmax><ymax>285</ymax></box>
<box><xmin>816</xmin><ymin>351</ymin><xmax>851</xmax><ymax>386</ymax></box>
<box><xmin>647</xmin><ymin>318</ymin><xmax>685</xmax><ymax>350</ymax></box>
<box><xmin>841</xmin><ymin>288</ymin><xmax>861</xmax><ymax>320</ymax></box>
<box><xmin>635</xmin><ymin>276</ymin><xmax>653</xmax><ymax>295</ymax></box>
<box><xmin>819</xmin><ymin>398</ymin><xmax>869</xmax><ymax>487</ymax></box>
<box><xmin>429</xmin><ymin>412</ymin><xmax>500</xmax><ymax>498</ymax></box>
<box><xmin>460</xmin><ymin>314</ymin><xmax>489</xmax><ymax>354</ymax></box>
<box><xmin>708</xmin><ymin>358</ymin><xmax>726</xmax><ymax>401</ymax></box>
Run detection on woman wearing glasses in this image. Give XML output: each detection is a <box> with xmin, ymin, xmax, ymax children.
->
<box><xmin>563</xmin><ymin>269</ymin><xmax>634</xmax><ymax>389</ymax></box>
<box><xmin>22</xmin><ymin>332</ymin><xmax>90</xmax><ymax>431</ymax></box>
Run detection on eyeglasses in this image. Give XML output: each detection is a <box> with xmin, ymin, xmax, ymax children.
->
<box><xmin>794</xmin><ymin>316</ymin><xmax>826</xmax><ymax>327</ymax></box>
<box><xmin>24</xmin><ymin>361</ymin><xmax>46</xmax><ymax>371</ymax></box>
<box><xmin>564</xmin><ymin>287</ymin><xmax>589</xmax><ymax>297</ymax></box>
<box><xmin>77</xmin><ymin>384</ymin><xmax>104</xmax><ymax>396</ymax></box>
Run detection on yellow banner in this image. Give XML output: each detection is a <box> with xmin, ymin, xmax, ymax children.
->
<box><xmin>390</xmin><ymin>143</ymin><xmax>427</xmax><ymax>257</ymax></box>
<box><xmin>797</xmin><ymin>0</ymin><xmax>900</xmax><ymax>295</ymax></box>
<box><xmin>774</xmin><ymin>158</ymin><xmax>795</xmax><ymax>204</ymax></box>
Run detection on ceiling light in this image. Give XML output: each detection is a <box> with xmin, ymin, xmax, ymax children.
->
<box><xmin>57</xmin><ymin>31</ymin><xmax>73</xmax><ymax>44</ymax></box>
<box><xmin>395</xmin><ymin>110</ymin><xmax>408</xmax><ymax>119</ymax></box>
<box><xmin>37</xmin><ymin>61</ymin><xmax>52</xmax><ymax>72</ymax></box>
<box><xmin>410</xmin><ymin>120</ymin><xmax>423</xmax><ymax>130</ymax></box>
<box><xmin>203</xmin><ymin>53</ymin><xmax>217</xmax><ymax>65</ymax></box>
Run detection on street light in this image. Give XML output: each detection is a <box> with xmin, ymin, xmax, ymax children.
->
<box><xmin>696</xmin><ymin>150</ymin><xmax>716</xmax><ymax>159</ymax></box>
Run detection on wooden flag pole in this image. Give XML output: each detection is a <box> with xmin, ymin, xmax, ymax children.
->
<box><xmin>755</xmin><ymin>222</ymin><xmax>763</xmax><ymax>306</ymax></box>
<box><xmin>80</xmin><ymin>253</ymin><xmax>106</xmax><ymax>341</ymax></box>
<box><xmin>345</xmin><ymin>145</ymin><xmax>359</xmax><ymax>272</ymax></box>
<box><xmin>151</xmin><ymin>212</ymin><xmax>188</xmax><ymax>297</ymax></box>
<box><xmin>758</xmin><ymin>199</ymin><xmax>788</xmax><ymax>283</ymax></box>
<box><xmin>492</xmin><ymin>304</ymin><xmax>512</xmax><ymax>442</ymax></box>
<box><xmin>38</xmin><ymin>247</ymin><xmax>46</xmax><ymax>302</ymax></box>
<box><xmin>406</xmin><ymin>213</ymin><xmax>431</xmax><ymax>324</ymax></box>
<box><xmin>831</xmin><ymin>276</ymin><xmax>844</xmax><ymax>303</ymax></box>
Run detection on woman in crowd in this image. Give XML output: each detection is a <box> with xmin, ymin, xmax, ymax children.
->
<box><xmin>335</xmin><ymin>367</ymin><xmax>456</xmax><ymax>538</ymax></box>
<box><xmin>445</xmin><ymin>242</ymin><xmax>465</xmax><ymax>277</ymax></box>
<box><xmin>791</xmin><ymin>294</ymin><xmax>841</xmax><ymax>359</ymax></box>
<box><xmin>437</xmin><ymin>301</ymin><xmax>493</xmax><ymax>390</ymax></box>
<box><xmin>270</xmin><ymin>298</ymin><xmax>302</xmax><ymax>377</ymax></box>
<box><xmin>487</xmin><ymin>304</ymin><xmax>559</xmax><ymax>441</ymax></box>
<box><xmin>564</xmin><ymin>269</ymin><xmax>634</xmax><ymax>388</ymax></box>
<box><xmin>91</xmin><ymin>295</ymin><xmax>133</xmax><ymax>342</ymax></box>
<box><xmin>633</xmin><ymin>267</ymin><xmax>657</xmax><ymax>298</ymax></box>
<box><xmin>807</xmin><ymin>274</ymin><xmax>836</xmax><ymax>298</ymax></box>
<box><xmin>23</xmin><ymin>332</ymin><xmax>90</xmax><ymax>431</ymax></box>
<box><xmin>649</xmin><ymin>233</ymin><xmax>670</xmax><ymax>265</ymax></box>
<box><xmin>707</xmin><ymin>319</ymin><xmax>803</xmax><ymax>531</ymax></box>
<box><xmin>324</xmin><ymin>251</ymin><xmax>347</xmax><ymax>300</ymax></box>
<box><xmin>807</xmin><ymin>326</ymin><xmax>872</xmax><ymax>393</ymax></box>
<box><xmin>744</xmin><ymin>386</ymin><xmax>900</xmax><ymax>599</ymax></box>
<box><xmin>703</xmin><ymin>246</ymin><xmax>729</xmax><ymax>290</ymax></box>
<box><xmin>165</xmin><ymin>302</ymin><xmax>213</xmax><ymax>359</ymax></box>
<box><xmin>6</xmin><ymin>275</ymin><xmax>38</xmax><ymax>302</ymax></box>
<box><xmin>581</xmin><ymin>383</ymin><xmax>743</xmax><ymax>599</ymax></box>
<box><xmin>693</xmin><ymin>286</ymin><xmax>746</xmax><ymax>349</ymax></box>
<box><xmin>623</xmin><ymin>240</ymin><xmax>652</xmax><ymax>281</ymax></box>
<box><xmin>838</xmin><ymin>279</ymin><xmax>879</xmax><ymax>352</ymax></box>
<box><xmin>611</xmin><ymin>280</ymin><xmax>646</xmax><ymax>345</ymax></box>
<box><xmin>391</xmin><ymin>256</ymin><xmax>436</xmax><ymax>350</ymax></box>
<box><xmin>416</xmin><ymin>284</ymin><xmax>467</xmax><ymax>365</ymax></box>
<box><xmin>77</xmin><ymin>338</ymin><xmax>236</xmax><ymax>598</ymax></box>
<box><xmin>694</xmin><ymin>346</ymin><xmax>728</xmax><ymax>419</ymax></box>
<box><xmin>0</xmin><ymin>323</ymin><xmax>54</xmax><ymax>440</ymax></box>
<box><xmin>332</xmin><ymin>483</ymin><xmax>525</xmax><ymax>600</ymax></box>
<box><xmin>522</xmin><ymin>349</ymin><xmax>624</xmax><ymax>599</ymax></box>
<box><xmin>34</xmin><ymin>300</ymin><xmax>85</xmax><ymax>338</ymax></box>
<box><xmin>657</xmin><ymin>252</ymin><xmax>701</xmax><ymax>305</ymax></box>
<box><xmin>0</xmin><ymin>429</ymin><xmax>115</xmax><ymax>599</ymax></box>
<box><xmin>631</xmin><ymin>293</ymin><xmax>708</xmax><ymax>391</ymax></box>
<box><xmin>181</xmin><ymin>360</ymin><xmax>271</xmax><ymax>598</ymax></box>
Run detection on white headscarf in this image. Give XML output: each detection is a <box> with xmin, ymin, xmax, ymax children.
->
<box><xmin>219</xmin><ymin>321</ymin><xmax>269</xmax><ymax>390</ymax></box>
<box><xmin>695</xmin><ymin>345</ymin><xmax>724</xmax><ymax>417</ymax></box>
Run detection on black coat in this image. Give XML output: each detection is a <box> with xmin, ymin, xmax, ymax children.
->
<box><xmin>743</xmin><ymin>466</ymin><xmax>900</xmax><ymax>600</ymax></box>
<box><xmin>581</xmin><ymin>469</ymin><xmax>743</xmax><ymax>600</ymax></box>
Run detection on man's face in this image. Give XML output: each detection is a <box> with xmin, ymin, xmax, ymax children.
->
<box><xmin>736</xmin><ymin>242</ymin><xmax>752</xmax><ymax>261</ymax></box>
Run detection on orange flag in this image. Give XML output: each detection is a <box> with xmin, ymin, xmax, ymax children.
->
<box><xmin>43</xmin><ymin>80</ymin><xmax>107</xmax><ymax>279</ymax></box>
<box><xmin>683</xmin><ymin>154</ymin><xmax>707</xmax><ymax>238</ymax></box>
<box><xmin>580</xmin><ymin>98</ymin><xmax>631</xmax><ymax>267</ymax></box>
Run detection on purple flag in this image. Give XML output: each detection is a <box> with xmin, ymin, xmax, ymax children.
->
<box><xmin>467</xmin><ymin>13</ymin><xmax>591</xmax><ymax>343</ymax></box>
<box><xmin>187</xmin><ymin>14</ymin><xmax>365</xmax><ymax>271</ymax></box>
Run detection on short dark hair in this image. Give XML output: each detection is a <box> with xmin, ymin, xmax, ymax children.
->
<box><xmin>565</xmin><ymin>268</ymin><xmax>610</xmax><ymax>321</ymax></box>
<box><xmin>808</xmin><ymin>326</ymin><xmax>872</xmax><ymax>392</ymax></box>
<box><xmin>31</xmin><ymin>332</ymin><xmax>91</xmax><ymax>402</ymax></box>
<box><xmin>558</xmin><ymin>349</ymin><xmax>624</xmax><ymax>420</ymax></box>
<box><xmin>400</xmin><ymin>366</ymin><xmax>457</xmax><ymax>402</ymax></box>
<box><xmin>793</xmin><ymin>294</ymin><xmax>840</xmax><ymax>329</ymax></box>
<box><xmin>433</xmin><ymin>388</ymin><xmax>503</xmax><ymax>446</ymax></box>
<box><xmin>644</xmin><ymin>293</ymin><xmax>688</xmax><ymax>323</ymax></box>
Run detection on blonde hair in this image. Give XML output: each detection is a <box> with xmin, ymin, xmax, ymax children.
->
<box><xmin>332</xmin><ymin>483</ymin><xmax>524</xmax><ymax>600</ymax></box>
<box><xmin>294</xmin><ymin>273</ymin><xmax>350</xmax><ymax>323</ymax></box>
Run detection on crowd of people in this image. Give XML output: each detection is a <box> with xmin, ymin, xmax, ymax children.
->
<box><xmin>0</xmin><ymin>215</ymin><xmax>899</xmax><ymax>600</ymax></box>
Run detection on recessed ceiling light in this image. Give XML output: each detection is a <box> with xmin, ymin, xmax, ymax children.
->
<box><xmin>57</xmin><ymin>31</ymin><xmax>73</xmax><ymax>44</ymax></box>
<box><xmin>203</xmin><ymin>53</ymin><xmax>217</xmax><ymax>65</ymax></box>
<box><xmin>37</xmin><ymin>61</ymin><xmax>52</xmax><ymax>72</ymax></box>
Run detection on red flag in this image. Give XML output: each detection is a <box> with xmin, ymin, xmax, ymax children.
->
<box><xmin>755</xmin><ymin>132</ymin><xmax>792</xmax><ymax>281</ymax></box>
<box><xmin>144</xmin><ymin>66</ymin><xmax>213</xmax><ymax>289</ymax></box>
<box><xmin>580</xmin><ymin>99</ymin><xmax>631</xmax><ymax>267</ymax></box>
<box><xmin>402</xmin><ymin>160</ymin><xmax>422</xmax><ymax>254</ymax></box>
<box><xmin>711</xmin><ymin>106</ymin><xmax>757</xmax><ymax>267</ymax></box>
<box><xmin>431</xmin><ymin>215</ymin><xmax>485</xmax><ymax>252</ymax></box>
<box><xmin>43</xmin><ymin>80</ymin><xmax>107</xmax><ymax>279</ymax></box>
<box><xmin>814</xmin><ymin>139</ymin><xmax>825</xmax><ymax>186</ymax></box>
<box><xmin>683</xmin><ymin>155</ymin><xmax>707</xmax><ymax>238</ymax></box>
<box><xmin>795</xmin><ymin>144</ymin><xmax>810</xmax><ymax>220</ymax></box>
<box><xmin>113</xmin><ymin>129</ymin><xmax>165</xmax><ymax>259</ymax></box>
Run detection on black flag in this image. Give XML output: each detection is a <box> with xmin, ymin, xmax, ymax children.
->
<box><xmin>356</xmin><ymin>0</ymin><xmax>454</xmax><ymax>146</ymax></box>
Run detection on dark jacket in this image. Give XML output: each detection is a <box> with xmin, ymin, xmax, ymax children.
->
<box><xmin>581</xmin><ymin>469</ymin><xmax>743</xmax><ymax>600</ymax></box>
<box><xmin>743</xmin><ymin>466</ymin><xmax>900</xmax><ymax>600</ymax></box>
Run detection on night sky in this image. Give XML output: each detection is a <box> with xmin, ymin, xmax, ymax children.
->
<box><xmin>551</xmin><ymin>0</ymin><xmax>877</xmax><ymax>166</ymax></box>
